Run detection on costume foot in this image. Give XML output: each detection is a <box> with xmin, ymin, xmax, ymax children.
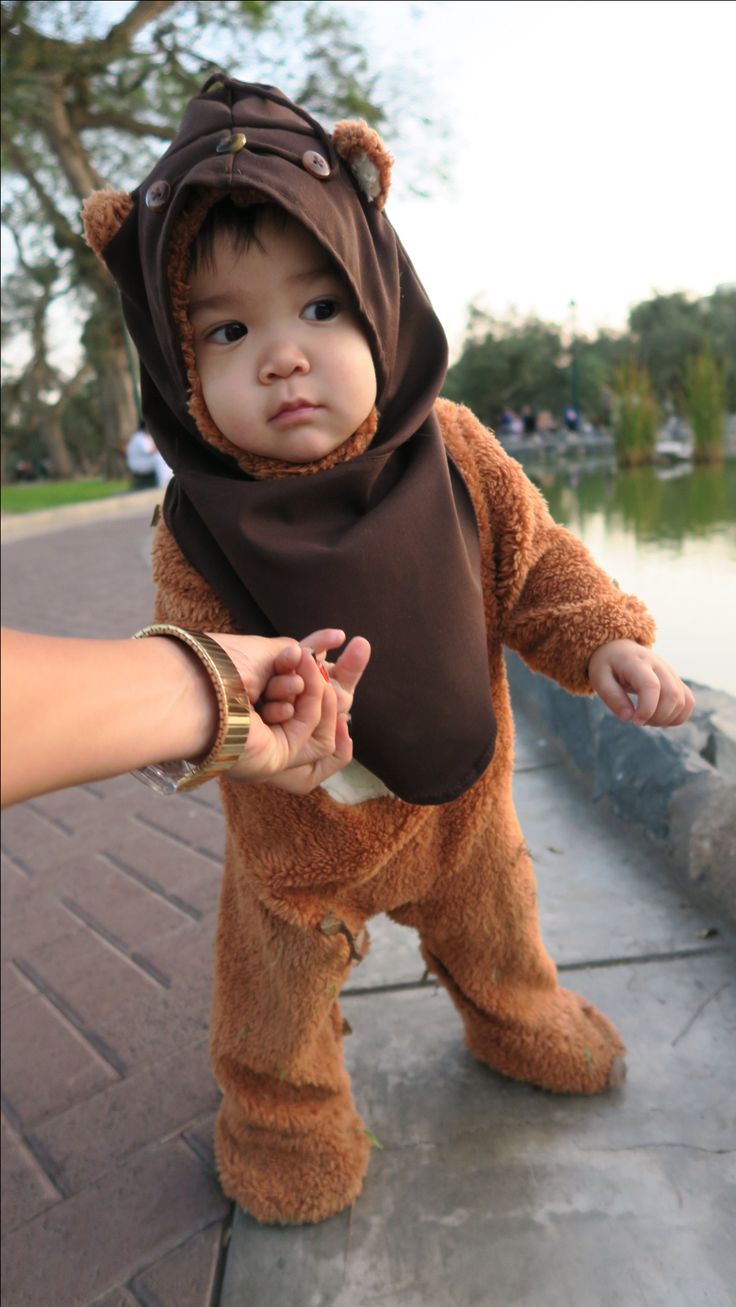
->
<box><xmin>215</xmin><ymin>1100</ymin><xmax>371</xmax><ymax>1225</ymax></box>
<box><xmin>464</xmin><ymin>986</ymin><xmax>626</xmax><ymax>1095</ymax></box>
<box><xmin>425</xmin><ymin>951</ymin><xmax>626</xmax><ymax>1095</ymax></box>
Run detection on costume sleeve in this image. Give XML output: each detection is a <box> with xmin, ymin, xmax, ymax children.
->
<box><xmin>490</xmin><ymin>445</ymin><xmax>655</xmax><ymax>694</ymax></box>
<box><xmin>438</xmin><ymin>401</ymin><xmax>656</xmax><ymax>696</ymax></box>
<box><xmin>151</xmin><ymin>518</ymin><xmax>235</xmax><ymax>632</ymax></box>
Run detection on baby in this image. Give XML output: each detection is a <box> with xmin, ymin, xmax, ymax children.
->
<box><xmin>83</xmin><ymin>75</ymin><xmax>693</xmax><ymax>1226</ymax></box>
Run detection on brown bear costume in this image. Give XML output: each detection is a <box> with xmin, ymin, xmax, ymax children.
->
<box><xmin>83</xmin><ymin>75</ymin><xmax>655</xmax><ymax>1226</ymax></box>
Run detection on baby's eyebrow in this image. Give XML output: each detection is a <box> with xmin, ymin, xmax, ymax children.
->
<box><xmin>286</xmin><ymin>265</ymin><xmax>340</xmax><ymax>285</ymax></box>
<box><xmin>189</xmin><ymin>292</ymin><xmax>237</xmax><ymax>316</ymax></box>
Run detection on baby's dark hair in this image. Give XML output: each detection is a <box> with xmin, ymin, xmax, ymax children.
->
<box><xmin>190</xmin><ymin>198</ymin><xmax>290</xmax><ymax>271</ymax></box>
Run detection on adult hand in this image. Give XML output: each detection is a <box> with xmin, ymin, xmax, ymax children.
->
<box><xmin>211</xmin><ymin>630</ymin><xmax>371</xmax><ymax>793</ymax></box>
<box><xmin>588</xmin><ymin>639</ymin><xmax>695</xmax><ymax>727</ymax></box>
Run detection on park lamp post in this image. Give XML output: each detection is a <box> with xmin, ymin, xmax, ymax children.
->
<box><xmin>568</xmin><ymin>299</ymin><xmax>581</xmax><ymax>415</ymax></box>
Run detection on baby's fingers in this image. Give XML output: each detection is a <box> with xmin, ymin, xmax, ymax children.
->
<box><xmin>331</xmin><ymin>637</ymin><xmax>371</xmax><ymax>699</ymax></box>
<box><xmin>592</xmin><ymin>663</ymin><xmax>637</xmax><ymax>722</ymax></box>
<box><xmin>299</xmin><ymin>628</ymin><xmax>347</xmax><ymax>658</ymax></box>
<box><xmin>630</xmin><ymin>669</ymin><xmax>662</xmax><ymax>724</ymax></box>
<box><xmin>643</xmin><ymin>674</ymin><xmax>695</xmax><ymax>728</ymax></box>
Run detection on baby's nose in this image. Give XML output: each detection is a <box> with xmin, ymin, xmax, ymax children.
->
<box><xmin>258</xmin><ymin>340</ymin><xmax>309</xmax><ymax>383</ymax></box>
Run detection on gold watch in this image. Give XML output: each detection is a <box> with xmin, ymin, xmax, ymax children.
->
<box><xmin>131</xmin><ymin>625</ymin><xmax>251</xmax><ymax>793</ymax></box>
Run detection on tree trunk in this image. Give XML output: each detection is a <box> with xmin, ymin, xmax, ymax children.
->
<box><xmin>84</xmin><ymin>292</ymin><xmax>139</xmax><ymax>478</ymax></box>
<box><xmin>39</xmin><ymin>408</ymin><xmax>75</xmax><ymax>479</ymax></box>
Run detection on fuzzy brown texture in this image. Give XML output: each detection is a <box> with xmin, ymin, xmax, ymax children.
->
<box><xmin>152</xmin><ymin>397</ymin><xmax>653</xmax><ymax>1225</ymax></box>
<box><xmin>332</xmin><ymin>120</ymin><xmax>394</xmax><ymax>210</ymax></box>
<box><xmin>81</xmin><ymin>189</ymin><xmax>133</xmax><ymax>262</ymax></box>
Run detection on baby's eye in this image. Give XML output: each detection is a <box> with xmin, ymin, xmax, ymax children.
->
<box><xmin>302</xmin><ymin>298</ymin><xmax>340</xmax><ymax>322</ymax></box>
<box><xmin>207</xmin><ymin>322</ymin><xmax>247</xmax><ymax>344</ymax></box>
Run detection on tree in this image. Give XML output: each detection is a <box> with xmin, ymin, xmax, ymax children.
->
<box><xmin>1</xmin><ymin>0</ymin><xmax>427</xmax><ymax>478</ymax></box>
<box><xmin>443</xmin><ymin>289</ymin><xmax>734</xmax><ymax>437</ymax></box>
<box><xmin>683</xmin><ymin>347</ymin><xmax>726</xmax><ymax>462</ymax></box>
<box><xmin>611</xmin><ymin>360</ymin><xmax>658</xmax><ymax>468</ymax></box>
<box><xmin>628</xmin><ymin>292</ymin><xmax>709</xmax><ymax>405</ymax></box>
<box><xmin>442</xmin><ymin>309</ymin><xmax>566</xmax><ymax>427</ymax></box>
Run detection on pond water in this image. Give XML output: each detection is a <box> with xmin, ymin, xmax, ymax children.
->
<box><xmin>526</xmin><ymin>460</ymin><xmax>736</xmax><ymax>696</ymax></box>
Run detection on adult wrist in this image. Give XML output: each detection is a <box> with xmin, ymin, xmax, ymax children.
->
<box><xmin>145</xmin><ymin>636</ymin><xmax>220</xmax><ymax>761</ymax></box>
<box><xmin>131</xmin><ymin>626</ymin><xmax>251</xmax><ymax>793</ymax></box>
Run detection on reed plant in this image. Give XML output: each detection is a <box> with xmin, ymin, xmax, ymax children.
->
<box><xmin>612</xmin><ymin>361</ymin><xmax>658</xmax><ymax>467</ymax></box>
<box><xmin>683</xmin><ymin>347</ymin><xmax>726</xmax><ymax>462</ymax></box>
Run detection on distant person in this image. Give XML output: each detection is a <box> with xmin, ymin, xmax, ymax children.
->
<box><xmin>563</xmin><ymin>404</ymin><xmax>580</xmax><ymax>433</ymax></box>
<box><xmin>521</xmin><ymin>405</ymin><xmax>537</xmax><ymax>435</ymax></box>
<box><xmin>498</xmin><ymin>407</ymin><xmax>515</xmax><ymax>433</ymax></box>
<box><xmin>153</xmin><ymin>446</ymin><xmax>174</xmax><ymax>489</ymax></box>
<box><xmin>83</xmin><ymin>75</ymin><xmax>695</xmax><ymax>1229</ymax></box>
<box><xmin>13</xmin><ymin>458</ymin><xmax>35</xmax><ymax>482</ymax></box>
<box><xmin>125</xmin><ymin>421</ymin><xmax>158</xmax><ymax>489</ymax></box>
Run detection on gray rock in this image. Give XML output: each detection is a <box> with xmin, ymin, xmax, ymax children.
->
<box><xmin>506</xmin><ymin>655</ymin><xmax>736</xmax><ymax>926</ymax></box>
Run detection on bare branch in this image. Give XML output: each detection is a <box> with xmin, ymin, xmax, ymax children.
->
<box><xmin>0</xmin><ymin>123</ymin><xmax>86</xmax><ymax>255</ymax></box>
<box><xmin>72</xmin><ymin>108</ymin><xmax>175</xmax><ymax>141</ymax></box>
<box><xmin>52</xmin><ymin>360</ymin><xmax>95</xmax><ymax>415</ymax></box>
<box><xmin>102</xmin><ymin>0</ymin><xmax>177</xmax><ymax>51</ymax></box>
<box><xmin>47</xmin><ymin>81</ymin><xmax>108</xmax><ymax>197</ymax></box>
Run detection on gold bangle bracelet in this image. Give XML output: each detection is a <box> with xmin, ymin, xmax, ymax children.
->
<box><xmin>131</xmin><ymin>625</ymin><xmax>251</xmax><ymax>794</ymax></box>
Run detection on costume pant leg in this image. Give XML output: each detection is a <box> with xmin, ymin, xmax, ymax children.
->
<box><xmin>391</xmin><ymin>769</ymin><xmax>626</xmax><ymax>1095</ymax></box>
<box><xmin>209</xmin><ymin>777</ymin><xmax>431</xmax><ymax>1226</ymax></box>
<box><xmin>210</xmin><ymin>846</ymin><xmax>371</xmax><ymax>1225</ymax></box>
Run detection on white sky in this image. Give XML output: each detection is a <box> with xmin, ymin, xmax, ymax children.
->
<box><xmin>6</xmin><ymin>0</ymin><xmax>735</xmax><ymax>372</ymax></box>
<box><xmin>373</xmin><ymin>0</ymin><xmax>736</xmax><ymax>350</ymax></box>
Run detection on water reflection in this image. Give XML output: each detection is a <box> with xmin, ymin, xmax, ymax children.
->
<box><xmin>526</xmin><ymin>461</ymin><xmax>736</xmax><ymax>693</ymax></box>
<box><xmin>532</xmin><ymin>462</ymin><xmax>736</xmax><ymax>553</ymax></box>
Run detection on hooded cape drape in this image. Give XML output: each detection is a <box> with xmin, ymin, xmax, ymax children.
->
<box><xmin>102</xmin><ymin>75</ymin><xmax>497</xmax><ymax>804</ymax></box>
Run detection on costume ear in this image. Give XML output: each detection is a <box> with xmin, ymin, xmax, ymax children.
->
<box><xmin>332</xmin><ymin>120</ymin><xmax>393</xmax><ymax>211</ymax></box>
<box><xmin>81</xmin><ymin>188</ymin><xmax>134</xmax><ymax>260</ymax></box>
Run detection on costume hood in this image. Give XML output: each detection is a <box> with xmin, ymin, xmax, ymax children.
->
<box><xmin>92</xmin><ymin>74</ymin><xmax>496</xmax><ymax>803</ymax></box>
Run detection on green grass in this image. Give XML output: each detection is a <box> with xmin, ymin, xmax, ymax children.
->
<box><xmin>1</xmin><ymin>479</ymin><xmax>129</xmax><ymax>514</ymax></box>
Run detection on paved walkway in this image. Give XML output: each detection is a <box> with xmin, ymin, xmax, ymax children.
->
<box><xmin>2</xmin><ymin>503</ymin><xmax>734</xmax><ymax>1307</ymax></box>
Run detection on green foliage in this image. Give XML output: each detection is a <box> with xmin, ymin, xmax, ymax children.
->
<box><xmin>445</xmin><ymin>289</ymin><xmax>734</xmax><ymax>441</ymax></box>
<box><xmin>629</xmin><ymin>288</ymin><xmax>736</xmax><ymax>409</ymax></box>
<box><xmin>611</xmin><ymin>361</ymin><xmax>658</xmax><ymax>467</ymax></box>
<box><xmin>442</xmin><ymin>310</ymin><xmax>566</xmax><ymax>427</ymax></box>
<box><xmin>1</xmin><ymin>478</ymin><xmax>127</xmax><ymax>512</ymax></box>
<box><xmin>628</xmin><ymin>292</ymin><xmax>705</xmax><ymax>403</ymax></box>
<box><xmin>1</xmin><ymin>0</ymin><xmax>439</xmax><ymax>479</ymax></box>
<box><xmin>535</xmin><ymin>462</ymin><xmax>736</xmax><ymax>547</ymax></box>
<box><xmin>683</xmin><ymin>347</ymin><xmax>726</xmax><ymax>462</ymax></box>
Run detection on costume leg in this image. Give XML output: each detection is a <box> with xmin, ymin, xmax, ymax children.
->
<box><xmin>211</xmin><ymin>848</ymin><xmax>370</xmax><ymax>1225</ymax></box>
<box><xmin>391</xmin><ymin>776</ymin><xmax>626</xmax><ymax>1095</ymax></box>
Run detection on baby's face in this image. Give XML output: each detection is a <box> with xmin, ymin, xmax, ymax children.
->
<box><xmin>188</xmin><ymin>215</ymin><xmax>377</xmax><ymax>463</ymax></box>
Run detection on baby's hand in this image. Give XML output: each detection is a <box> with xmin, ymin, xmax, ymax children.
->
<box><xmin>260</xmin><ymin>628</ymin><xmax>371</xmax><ymax>724</ymax></box>
<box><xmin>588</xmin><ymin>640</ymin><xmax>695</xmax><ymax>728</ymax></box>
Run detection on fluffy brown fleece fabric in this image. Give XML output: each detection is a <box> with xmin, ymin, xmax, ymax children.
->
<box><xmin>81</xmin><ymin>189</ymin><xmax>133</xmax><ymax>264</ymax></box>
<box><xmin>332</xmin><ymin>119</ymin><xmax>394</xmax><ymax>210</ymax></box>
<box><xmin>151</xmin><ymin>398</ymin><xmax>653</xmax><ymax>1226</ymax></box>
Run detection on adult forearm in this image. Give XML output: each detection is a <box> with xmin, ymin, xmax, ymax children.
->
<box><xmin>1</xmin><ymin>630</ymin><xmax>216</xmax><ymax>806</ymax></box>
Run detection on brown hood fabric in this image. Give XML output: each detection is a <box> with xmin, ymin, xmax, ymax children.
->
<box><xmin>101</xmin><ymin>74</ymin><xmax>496</xmax><ymax>803</ymax></box>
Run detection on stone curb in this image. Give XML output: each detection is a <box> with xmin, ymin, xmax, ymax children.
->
<box><xmin>507</xmin><ymin>653</ymin><xmax>736</xmax><ymax>928</ymax></box>
<box><xmin>1</xmin><ymin>489</ymin><xmax>162</xmax><ymax>543</ymax></box>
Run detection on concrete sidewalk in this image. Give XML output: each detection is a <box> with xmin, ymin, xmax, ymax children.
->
<box><xmin>2</xmin><ymin>506</ymin><xmax>734</xmax><ymax>1307</ymax></box>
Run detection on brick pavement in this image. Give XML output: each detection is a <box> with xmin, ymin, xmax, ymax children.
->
<box><xmin>2</xmin><ymin>509</ymin><xmax>231</xmax><ymax>1307</ymax></box>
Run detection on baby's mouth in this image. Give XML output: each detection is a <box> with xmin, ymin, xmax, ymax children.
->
<box><xmin>270</xmin><ymin>401</ymin><xmax>322</xmax><ymax>426</ymax></box>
